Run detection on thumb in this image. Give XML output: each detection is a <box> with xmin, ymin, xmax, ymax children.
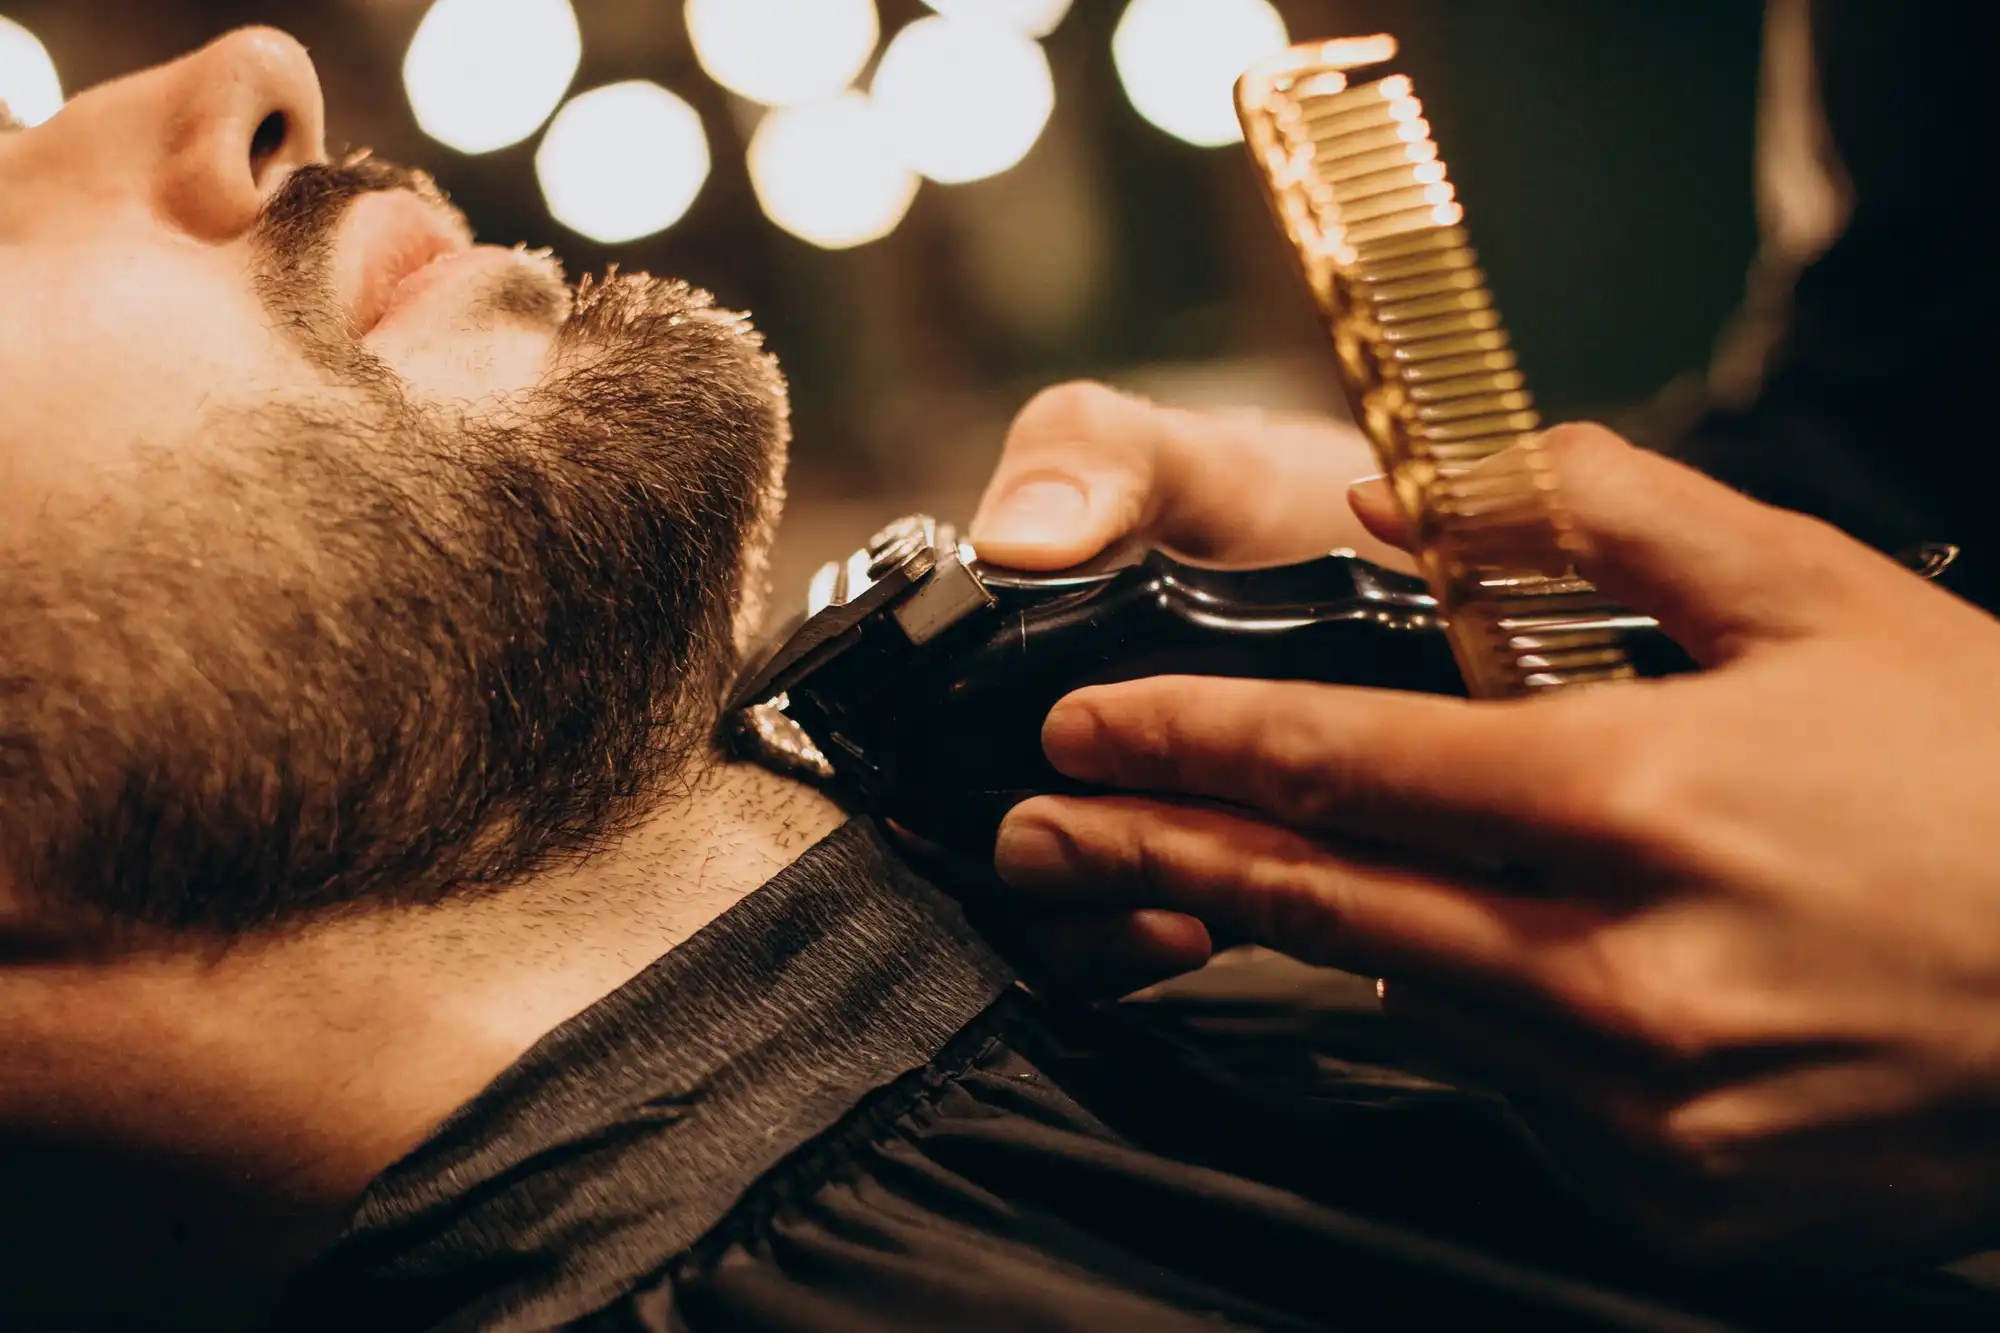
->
<box><xmin>968</xmin><ymin>383</ymin><xmax>1157</xmax><ymax>571</ymax></box>
<box><xmin>1465</xmin><ymin>424</ymin><xmax>1883</xmax><ymax>664</ymax></box>
<box><xmin>970</xmin><ymin>382</ymin><xmax>1388</xmax><ymax>571</ymax></box>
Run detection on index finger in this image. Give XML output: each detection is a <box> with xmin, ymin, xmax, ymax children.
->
<box><xmin>1042</xmin><ymin>674</ymin><xmax>1631</xmax><ymax>864</ymax></box>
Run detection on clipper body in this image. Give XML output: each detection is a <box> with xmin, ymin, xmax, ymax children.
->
<box><xmin>725</xmin><ymin>518</ymin><xmax>1689</xmax><ymax>854</ymax></box>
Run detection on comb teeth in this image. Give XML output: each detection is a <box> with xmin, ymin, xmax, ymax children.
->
<box><xmin>1238</xmin><ymin>41</ymin><xmax>1635</xmax><ymax>697</ymax></box>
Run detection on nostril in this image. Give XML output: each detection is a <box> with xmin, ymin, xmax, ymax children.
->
<box><xmin>249</xmin><ymin>111</ymin><xmax>288</xmax><ymax>183</ymax></box>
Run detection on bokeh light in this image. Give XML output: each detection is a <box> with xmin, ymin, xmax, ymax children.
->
<box><xmin>920</xmin><ymin>0</ymin><xmax>1072</xmax><ymax>39</ymax></box>
<box><xmin>686</xmin><ymin>0</ymin><xmax>880</xmax><ymax>108</ymax></box>
<box><xmin>536</xmin><ymin>82</ymin><xmax>710</xmax><ymax>244</ymax></box>
<box><xmin>749</xmin><ymin>93</ymin><xmax>919</xmax><ymax>250</ymax></box>
<box><xmin>0</xmin><ymin>14</ymin><xmax>62</xmax><ymax>126</ymax></box>
<box><xmin>404</xmin><ymin>0</ymin><xmax>581</xmax><ymax>155</ymax></box>
<box><xmin>1112</xmin><ymin>0</ymin><xmax>1288</xmax><ymax>147</ymax></box>
<box><xmin>872</xmin><ymin>15</ymin><xmax>1054</xmax><ymax>185</ymax></box>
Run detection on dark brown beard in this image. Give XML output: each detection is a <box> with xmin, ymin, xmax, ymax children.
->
<box><xmin>0</xmin><ymin>162</ymin><xmax>789</xmax><ymax>935</ymax></box>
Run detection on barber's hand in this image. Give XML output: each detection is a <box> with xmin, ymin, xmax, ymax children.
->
<box><xmin>969</xmin><ymin>380</ymin><xmax>1407</xmax><ymax>572</ymax></box>
<box><xmin>996</xmin><ymin>423</ymin><xmax>2000</xmax><ymax>1264</ymax></box>
<box><xmin>962</xmin><ymin>381</ymin><xmax>1405</xmax><ymax>993</ymax></box>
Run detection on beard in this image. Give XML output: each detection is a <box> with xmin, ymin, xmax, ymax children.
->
<box><xmin>0</xmin><ymin>157</ymin><xmax>789</xmax><ymax>935</ymax></box>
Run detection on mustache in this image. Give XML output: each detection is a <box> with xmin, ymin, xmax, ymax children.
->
<box><xmin>249</xmin><ymin>153</ymin><xmax>476</xmax><ymax>377</ymax></box>
<box><xmin>255</xmin><ymin>151</ymin><xmax>460</xmax><ymax>269</ymax></box>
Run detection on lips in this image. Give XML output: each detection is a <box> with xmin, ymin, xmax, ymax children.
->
<box><xmin>340</xmin><ymin>189</ymin><xmax>475</xmax><ymax>337</ymax></box>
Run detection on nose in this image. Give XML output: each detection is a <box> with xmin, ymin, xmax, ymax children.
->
<box><xmin>150</xmin><ymin>28</ymin><xmax>328</xmax><ymax>240</ymax></box>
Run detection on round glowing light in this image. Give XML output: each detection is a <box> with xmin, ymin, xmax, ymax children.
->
<box><xmin>748</xmin><ymin>93</ymin><xmax>919</xmax><ymax>250</ymax></box>
<box><xmin>872</xmin><ymin>15</ymin><xmax>1054</xmax><ymax>185</ymax></box>
<box><xmin>0</xmin><ymin>15</ymin><xmax>62</xmax><ymax>126</ymax></box>
<box><xmin>920</xmin><ymin>0</ymin><xmax>1072</xmax><ymax>38</ymax></box>
<box><xmin>1112</xmin><ymin>0</ymin><xmax>1289</xmax><ymax>147</ymax></box>
<box><xmin>686</xmin><ymin>0</ymin><xmax>879</xmax><ymax>108</ymax></box>
<box><xmin>536</xmin><ymin>82</ymin><xmax>710</xmax><ymax>244</ymax></box>
<box><xmin>404</xmin><ymin>0</ymin><xmax>581</xmax><ymax>154</ymax></box>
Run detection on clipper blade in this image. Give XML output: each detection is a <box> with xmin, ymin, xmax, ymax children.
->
<box><xmin>1237</xmin><ymin>36</ymin><xmax>1636</xmax><ymax>697</ymax></box>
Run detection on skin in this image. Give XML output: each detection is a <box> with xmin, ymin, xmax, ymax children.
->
<box><xmin>978</xmin><ymin>383</ymin><xmax>2000</xmax><ymax>1266</ymax></box>
<box><xmin>0</xmin><ymin>29</ymin><xmax>841</xmax><ymax>1329</ymax></box>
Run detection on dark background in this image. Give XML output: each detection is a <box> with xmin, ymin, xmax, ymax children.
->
<box><xmin>5</xmin><ymin>0</ymin><xmax>1763</xmax><ymax>592</ymax></box>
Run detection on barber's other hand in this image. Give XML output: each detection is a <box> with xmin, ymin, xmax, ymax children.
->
<box><xmin>997</xmin><ymin>423</ymin><xmax>2000</xmax><ymax>1264</ymax></box>
<box><xmin>969</xmin><ymin>380</ymin><xmax>1406</xmax><ymax>572</ymax></box>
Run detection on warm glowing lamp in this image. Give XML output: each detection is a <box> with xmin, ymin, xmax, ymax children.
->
<box><xmin>685</xmin><ymin>0</ymin><xmax>880</xmax><ymax>107</ymax></box>
<box><xmin>872</xmin><ymin>15</ymin><xmax>1054</xmax><ymax>185</ymax></box>
<box><xmin>0</xmin><ymin>15</ymin><xmax>62</xmax><ymax>126</ymax></box>
<box><xmin>920</xmin><ymin>0</ymin><xmax>1072</xmax><ymax>39</ymax></box>
<box><xmin>536</xmin><ymin>82</ymin><xmax>710</xmax><ymax>243</ymax></box>
<box><xmin>748</xmin><ymin>93</ymin><xmax>920</xmax><ymax>249</ymax></box>
<box><xmin>1112</xmin><ymin>0</ymin><xmax>1288</xmax><ymax>147</ymax></box>
<box><xmin>403</xmin><ymin>0</ymin><xmax>582</xmax><ymax>155</ymax></box>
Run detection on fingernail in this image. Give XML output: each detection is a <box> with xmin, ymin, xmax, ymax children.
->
<box><xmin>1345</xmin><ymin>474</ymin><xmax>1404</xmax><ymax>533</ymax></box>
<box><xmin>994</xmin><ymin>814</ymin><xmax>1076</xmax><ymax>889</ymax></box>
<box><xmin>1129</xmin><ymin>910</ymin><xmax>1213</xmax><ymax>966</ymax></box>
<box><xmin>971</xmin><ymin>478</ymin><xmax>1090</xmax><ymax>549</ymax></box>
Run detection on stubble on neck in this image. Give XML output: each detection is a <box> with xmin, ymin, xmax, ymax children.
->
<box><xmin>0</xmin><ymin>758</ymin><xmax>844</xmax><ymax>1331</ymax></box>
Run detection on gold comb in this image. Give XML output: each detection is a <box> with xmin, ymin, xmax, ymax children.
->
<box><xmin>1236</xmin><ymin>36</ymin><xmax>1636</xmax><ymax>697</ymax></box>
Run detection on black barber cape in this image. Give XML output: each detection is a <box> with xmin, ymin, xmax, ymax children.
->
<box><xmin>279</xmin><ymin>820</ymin><xmax>1998</xmax><ymax>1332</ymax></box>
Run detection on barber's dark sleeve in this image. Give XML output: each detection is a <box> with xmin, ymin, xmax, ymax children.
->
<box><xmin>1656</xmin><ymin>0</ymin><xmax>1999</xmax><ymax>613</ymax></box>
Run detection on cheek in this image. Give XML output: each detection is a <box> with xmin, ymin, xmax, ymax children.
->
<box><xmin>0</xmin><ymin>243</ymin><xmax>319</xmax><ymax>515</ymax></box>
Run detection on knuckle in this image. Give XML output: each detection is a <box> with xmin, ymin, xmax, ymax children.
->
<box><xmin>1552</xmin><ymin>708</ymin><xmax>1684</xmax><ymax>851</ymax></box>
<box><xmin>1589</xmin><ymin>1096</ymin><xmax>1752</xmax><ymax>1201</ymax></box>
<box><xmin>1257</xmin><ymin>863</ymin><xmax>1352</xmax><ymax>964</ymax></box>
<box><xmin>1499</xmin><ymin>702</ymin><xmax>1633</xmax><ymax>842</ymax></box>
<box><xmin>1011</xmin><ymin>380</ymin><xmax>1132</xmax><ymax>443</ymax></box>
<box><xmin>1153</xmin><ymin>805</ymin><xmax>1347</xmax><ymax>961</ymax></box>
<box><xmin>1534</xmin><ymin>421</ymin><xmax>1630</xmax><ymax>485</ymax></box>
<box><xmin>1099</xmin><ymin>679</ymin><xmax>1269</xmax><ymax>799</ymax></box>
<box><xmin>1596</xmin><ymin>1096</ymin><xmax>1682</xmax><ymax>1163</ymax></box>
<box><xmin>1053</xmin><ymin>802</ymin><xmax>1148</xmax><ymax>891</ymax></box>
<box><xmin>1113</xmin><ymin>818</ymin><xmax>1159</xmax><ymax>891</ymax></box>
<box><xmin>1559</xmin><ymin>923</ymin><xmax>1735</xmax><ymax>1062</ymax></box>
<box><xmin>1123</xmin><ymin>807</ymin><xmax>1218</xmax><ymax>901</ymax></box>
<box><xmin>1764</xmin><ymin>511</ymin><xmax>1882</xmax><ymax>614</ymax></box>
<box><xmin>1653</xmin><ymin>1095</ymin><xmax>1763</xmax><ymax>1172</ymax></box>
<box><xmin>1244</xmin><ymin>690</ymin><xmax>1355</xmax><ymax>827</ymax></box>
<box><xmin>1527</xmin><ymin>422</ymin><xmax>1638</xmax><ymax>544</ymax></box>
<box><xmin>1092</xmin><ymin>687</ymin><xmax>1179</xmax><ymax>788</ymax></box>
<box><xmin>1250</xmin><ymin>737</ymin><xmax>1336</xmax><ymax>827</ymax></box>
<box><xmin>1579</xmin><ymin>750</ymin><xmax>1675</xmax><ymax>849</ymax></box>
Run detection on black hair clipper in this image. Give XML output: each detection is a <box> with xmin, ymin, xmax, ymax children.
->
<box><xmin>721</xmin><ymin>518</ymin><xmax>1690</xmax><ymax>855</ymax></box>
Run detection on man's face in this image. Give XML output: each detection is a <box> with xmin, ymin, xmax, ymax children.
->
<box><xmin>0</xmin><ymin>29</ymin><xmax>789</xmax><ymax>934</ymax></box>
<box><xmin>0</xmin><ymin>28</ymin><xmax>572</xmax><ymax>511</ymax></box>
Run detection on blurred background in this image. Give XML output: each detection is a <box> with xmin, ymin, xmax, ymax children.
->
<box><xmin>0</xmin><ymin>0</ymin><xmax>1760</xmax><ymax>597</ymax></box>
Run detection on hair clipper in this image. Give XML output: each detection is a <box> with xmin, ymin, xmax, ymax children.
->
<box><xmin>721</xmin><ymin>518</ymin><xmax>1692</xmax><ymax>855</ymax></box>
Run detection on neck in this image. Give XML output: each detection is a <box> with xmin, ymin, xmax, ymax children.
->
<box><xmin>0</xmin><ymin>760</ymin><xmax>845</xmax><ymax>1331</ymax></box>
